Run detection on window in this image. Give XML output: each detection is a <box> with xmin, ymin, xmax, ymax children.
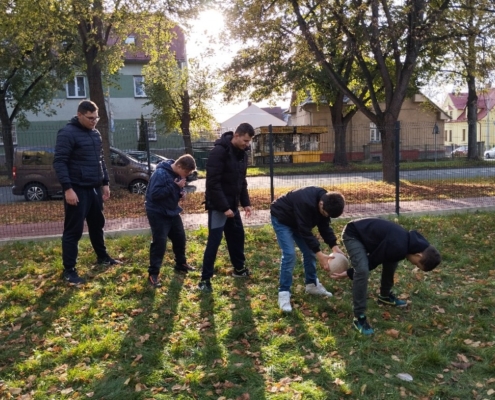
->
<box><xmin>370</xmin><ymin>123</ymin><xmax>381</xmax><ymax>142</ymax></box>
<box><xmin>134</xmin><ymin>76</ymin><xmax>146</xmax><ymax>97</ymax></box>
<box><xmin>462</xmin><ymin>129</ymin><xmax>466</xmax><ymax>141</ymax></box>
<box><xmin>449</xmin><ymin>130</ymin><xmax>452</xmax><ymax>142</ymax></box>
<box><xmin>66</xmin><ymin>76</ymin><xmax>86</xmax><ymax>98</ymax></box>
<box><xmin>125</xmin><ymin>36</ymin><xmax>135</xmax><ymax>45</ymax></box>
<box><xmin>0</xmin><ymin>123</ymin><xmax>17</xmax><ymax>145</ymax></box>
<box><xmin>136</xmin><ymin>119</ymin><xmax>157</xmax><ymax>142</ymax></box>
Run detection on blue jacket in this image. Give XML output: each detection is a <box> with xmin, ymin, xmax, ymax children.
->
<box><xmin>270</xmin><ymin>186</ymin><xmax>338</xmax><ymax>253</ymax></box>
<box><xmin>53</xmin><ymin>116</ymin><xmax>109</xmax><ymax>190</ymax></box>
<box><xmin>145</xmin><ymin>160</ymin><xmax>183</xmax><ymax>216</ymax></box>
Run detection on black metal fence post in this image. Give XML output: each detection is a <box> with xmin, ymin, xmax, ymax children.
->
<box><xmin>395</xmin><ymin>121</ymin><xmax>400</xmax><ymax>216</ymax></box>
<box><xmin>269</xmin><ymin>124</ymin><xmax>274</xmax><ymax>203</ymax></box>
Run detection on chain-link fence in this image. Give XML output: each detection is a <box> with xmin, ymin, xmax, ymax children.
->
<box><xmin>1</xmin><ymin>121</ymin><xmax>494</xmax><ymax>241</ymax></box>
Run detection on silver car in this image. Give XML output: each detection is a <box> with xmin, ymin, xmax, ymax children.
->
<box><xmin>484</xmin><ymin>146</ymin><xmax>495</xmax><ymax>159</ymax></box>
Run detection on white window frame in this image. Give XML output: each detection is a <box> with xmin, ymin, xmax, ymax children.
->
<box><xmin>136</xmin><ymin>119</ymin><xmax>157</xmax><ymax>142</ymax></box>
<box><xmin>66</xmin><ymin>76</ymin><xmax>86</xmax><ymax>98</ymax></box>
<box><xmin>370</xmin><ymin>123</ymin><xmax>381</xmax><ymax>142</ymax></box>
<box><xmin>0</xmin><ymin>123</ymin><xmax>17</xmax><ymax>145</ymax></box>
<box><xmin>134</xmin><ymin>76</ymin><xmax>146</xmax><ymax>98</ymax></box>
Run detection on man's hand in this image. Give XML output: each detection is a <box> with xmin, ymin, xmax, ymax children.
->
<box><xmin>102</xmin><ymin>185</ymin><xmax>110</xmax><ymax>201</ymax></box>
<box><xmin>65</xmin><ymin>188</ymin><xmax>79</xmax><ymax>206</ymax></box>
<box><xmin>224</xmin><ymin>209</ymin><xmax>235</xmax><ymax>218</ymax></box>
<box><xmin>332</xmin><ymin>245</ymin><xmax>345</xmax><ymax>255</ymax></box>
<box><xmin>330</xmin><ymin>270</ymin><xmax>348</xmax><ymax>280</ymax></box>
<box><xmin>244</xmin><ymin>206</ymin><xmax>252</xmax><ymax>218</ymax></box>
<box><xmin>316</xmin><ymin>251</ymin><xmax>330</xmax><ymax>271</ymax></box>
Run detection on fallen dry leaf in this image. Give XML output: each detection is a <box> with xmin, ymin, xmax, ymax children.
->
<box><xmin>386</xmin><ymin>329</ymin><xmax>400</xmax><ymax>338</ymax></box>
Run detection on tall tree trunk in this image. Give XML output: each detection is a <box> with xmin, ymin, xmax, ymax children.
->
<box><xmin>78</xmin><ymin>14</ymin><xmax>115</xmax><ymax>185</ymax></box>
<box><xmin>180</xmin><ymin>90</ymin><xmax>193</xmax><ymax>155</ymax></box>
<box><xmin>466</xmin><ymin>74</ymin><xmax>479</xmax><ymax>159</ymax></box>
<box><xmin>378</xmin><ymin>113</ymin><xmax>400</xmax><ymax>184</ymax></box>
<box><xmin>0</xmin><ymin>102</ymin><xmax>14</xmax><ymax>178</ymax></box>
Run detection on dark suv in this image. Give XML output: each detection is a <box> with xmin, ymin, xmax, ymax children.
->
<box><xmin>123</xmin><ymin>150</ymin><xmax>198</xmax><ymax>183</ymax></box>
<box><xmin>12</xmin><ymin>146</ymin><xmax>154</xmax><ymax>201</ymax></box>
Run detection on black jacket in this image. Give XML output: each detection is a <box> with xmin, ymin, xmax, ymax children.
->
<box><xmin>270</xmin><ymin>186</ymin><xmax>338</xmax><ymax>253</ymax></box>
<box><xmin>53</xmin><ymin>116</ymin><xmax>109</xmax><ymax>191</ymax></box>
<box><xmin>145</xmin><ymin>160</ymin><xmax>184</xmax><ymax>217</ymax></box>
<box><xmin>204</xmin><ymin>132</ymin><xmax>250</xmax><ymax>212</ymax></box>
<box><xmin>344</xmin><ymin>217</ymin><xmax>430</xmax><ymax>273</ymax></box>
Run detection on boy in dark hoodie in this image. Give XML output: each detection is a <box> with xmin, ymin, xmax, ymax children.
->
<box><xmin>145</xmin><ymin>154</ymin><xmax>197</xmax><ymax>287</ymax></box>
<box><xmin>331</xmin><ymin>218</ymin><xmax>441</xmax><ymax>335</ymax></box>
<box><xmin>198</xmin><ymin>122</ymin><xmax>255</xmax><ymax>292</ymax></box>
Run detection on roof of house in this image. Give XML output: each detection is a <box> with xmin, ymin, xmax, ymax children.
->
<box><xmin>107</xmin><ymin>25</ymin><xmax>186</xmax><ymax>63</ymax></box>
<box><xmin>449</xmin><ymin>88</ymin><xmax>495</xmax><ymax>122</ymax></box>
<box><xmin>220</xmin><ymin>103</ymin><xmax>287</xmax><ymax>131</ymax></box>
<box><xmin>261</xmin><ymin>106</ymin><xmax>286</xmax><ymax>122</ymax></box>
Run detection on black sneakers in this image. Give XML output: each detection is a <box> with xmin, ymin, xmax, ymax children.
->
<box><xmin>174</xmin><ymin>263</ymin><xmax>196</xmax><ymax>274</ymax></box>
<box><xmin>232</xmin><ymin>268</ymin><xmax>251</xmax><ymax>278</ymax></box>
<box><xmin>62</xmin><ymin>268</ymin><xmax>86</xmax><ymax>285</ymax></box>
<box><xmin>148</xmin><ymin>274</ymin><xmax>162</xmax><ymax>288</ymax></box>
<box><xmin>97</xmin><ymin>256</ymin><xmax>122</xmax><ymax>266</ymax></box>
<box><xmin>198</xmin><ymin>280</ymin><xmax>213</xmax><ymax>292</ymax></box>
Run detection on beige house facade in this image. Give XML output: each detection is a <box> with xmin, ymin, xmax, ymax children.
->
<box><xmin>286</xmin><ymin>94</ymin><xmax>450</xmax><ymax>162</ymax></box>
<box><xmin>442</xmin><ymin>88</ymin><xmax>495</xmax><ymax>151</ymax></box>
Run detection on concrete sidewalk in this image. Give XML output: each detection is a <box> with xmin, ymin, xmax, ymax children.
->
<box><xmin>2</xmin><ymin>196</ymin><xmax>495</xmax><ymax>244</ymax></box>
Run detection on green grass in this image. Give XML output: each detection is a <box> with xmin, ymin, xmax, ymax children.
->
<box><xmin>1</xmin><ymin>214</ymin><xmax>495</xmax><ymax>399</ymax></box>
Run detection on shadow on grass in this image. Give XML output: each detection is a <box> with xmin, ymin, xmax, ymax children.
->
<box><xmin>225</xmin><ymin>279</ymin><xmax>267</xmax><ymax>399</ymax></box>
<box><xmin>0</xmin><ymin>277</ymin><xmax>76</xmax><ymax>375</ymax></box>
<box><xmin>89</xmin><ymin>271</ymin><xmax>186</xmax><ymax>399</ymax></box>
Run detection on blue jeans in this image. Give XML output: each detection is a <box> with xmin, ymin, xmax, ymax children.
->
<box><xmin>201</xmin><ymin>209</ymin><xmax>245</xmax><ymax>280</ymax></box>
<box><xmin>342</xmin><ymin>231</ymin><xmax>398</xmax><ymax>317</ymax></box>
<box><xmin>146</xmin><ymin>210</ymin><xmax>187</xmax><ymax>275</ymax></box>
<box><xmin>271</xmin><ymin>215</ymin><xmax>317</xmax><ymax>292</ymax></box>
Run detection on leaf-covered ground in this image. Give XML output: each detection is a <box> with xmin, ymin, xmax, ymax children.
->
<box><xmin>0</xmin><ymin>213</ymin><xmax>494</xmax><ymax>399</ymax></box>
<box><xmin>2</xmin><ymin>178</ymin><xmax>495</xmax><ymax>225</ymax></box>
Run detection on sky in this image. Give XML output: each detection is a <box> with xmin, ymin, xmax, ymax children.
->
<box><xmin>184</xmin><ymin>10</ymin><xmax>453</xmax><ymax>121</ymax></box>
<box><xmin>185</xmin><ymin>10</ymin><xmax>290</xmax><ymax>124</ymax></box>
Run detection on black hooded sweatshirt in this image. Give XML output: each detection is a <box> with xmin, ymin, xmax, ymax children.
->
<box><xmin>344</xmin><ymin>218</ymin><xmax>430</xmax><ymax>278</ymax></box>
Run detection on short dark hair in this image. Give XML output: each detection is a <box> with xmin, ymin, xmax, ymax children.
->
<box><xmin>175</xmin><ymin>154</ymin><xmax>196</xmax><ymax>172</ymax></box>
<box><xmin>78</xmin><ymin>100</ymin><xmax>98</xmax><ymax>114</ymax></box>
<box><xmin>420</xmin><ymin>245</ymin><xmax>441</xmax><ymax>271</ymax></box>
<box><xmin>235</xmin><ymin>122</ymin><xmax>255</xmax><ymax>137</ymax></box>
<box><xmin>321</xmin><ymin>191</ymin><xmax>345</xmax><ymax>218</ymax></box>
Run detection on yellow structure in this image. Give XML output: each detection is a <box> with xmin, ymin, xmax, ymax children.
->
<box><xmin>251</xmin><ymin>126</ymin><xmax>327</xmax><ymax>165</ymax></box>
<box><xmin>443</xmin><ymin>88</ymin><xmax>495</xmax><ymax>150</ymax></box>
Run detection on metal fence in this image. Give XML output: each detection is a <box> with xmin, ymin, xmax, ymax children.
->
<box><xmin>1</xmin><ymin>121</ymin><xmax>494</xmax><ymax>241</ymax></box>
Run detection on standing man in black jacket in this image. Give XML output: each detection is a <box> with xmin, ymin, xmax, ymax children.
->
<box><xmin>270</xmin><ymin>186</ymin><xmax>346</xmax><ymax>312</ymax></box>
<box><xmin>198</xmin><ymin>123</ymin><xmax>255</xmax><ymax>292</ymax></box>
<box><xmin>53</xmin><ymin>100</ymin><xmax>121</xmax><ymax>285</ymax></box>
<box><xmin>332</xmin><ymin>218</ymin><xmax>441</xmax><ymax>335</ymax></box>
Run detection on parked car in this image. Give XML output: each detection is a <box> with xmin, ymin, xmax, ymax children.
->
<box><xmin>484</xmin><ymin>146</ymin><xmax>495</xmax><ymax>159</ymax></box>
<box><xmin>123</xmin><ymin>150</ymin><xmax>198</xmax><ymax>183</ymax></box>
<box><xmin>12</xmin><ymin>146</ymin><xmax>154</xmax><ymax>201</ymax></box>
<box><xmin>450</xmin><ymin>146</ymin><xmax>468</xmax><ymax>157</ymax></box>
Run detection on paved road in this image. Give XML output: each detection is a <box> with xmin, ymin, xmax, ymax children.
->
<box><xmin>2</xmin><ymin>166</ymin><xmax>495</xmax><ymax>203</ymax></box>
<box><xmin>187</xmin><ymin>166</ymin><xmax>495</xmax><ymax>193</ymax></box>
